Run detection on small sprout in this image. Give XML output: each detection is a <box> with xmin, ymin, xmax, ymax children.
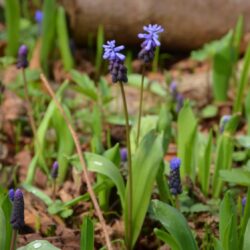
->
<box><xmin>103</xmin><ymin>40</ymin><xmax>128</xmax><ymax>83</ymax></box>
<box><xmin>17</xmin><ymin>44</ymin><xmax>29</xmax><ymax>69</ymax></box>
<box><xmin>219</xmin><ymin>115</ymin><xmax>231</xmax><ymax>133</ymax></box>
<box><xmin>169</xmin><ymin>157</ymin><xmax>182</xmax><ymax>196</ymax></box>
<box><xmin>51</xmin><ymin>161</ymin><xmax>59</xmax><ymax>180</ymax></box>
<box><xmin>10</xmin><ymin>189</ymin><xmax>25</xmax><ymax>230</ymax></box>
<box><xmin>120</xmin><ymin>147</ymin><xmax>127</xmax><ymax>162</ymax></box>
<box><xmin>138</xmin><ymin>24</ymin><xmax>164</xmax><ymax>63</ymax></box>
<box><xmin>8</xmin><ymin>188</ymin><xmax>15</xmax><ymax>202</ymax></box>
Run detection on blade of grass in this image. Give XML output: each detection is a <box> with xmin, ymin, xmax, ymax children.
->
<box><xmin>80</xmin><ymin>216</ymin><xmax>94</xmax><ymax>250</ymax></box>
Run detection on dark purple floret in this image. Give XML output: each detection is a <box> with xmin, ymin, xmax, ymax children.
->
<box><xmin>8</xmin><ymin>189</ymin><xmax>15</xmax><ymax>202</ymax></box>
<box><xmin>138</xmin><ymin>24</ymin><xmax>164</xmax><ymax>63</ymax></box>
<box><xmin>51</xmin><ymin>161</ymin><xmax>59</xmax><ymax>179</ymax></box>
<box><xmin>120</xmin><ymin>147</ymin><xmax>127</xmax><ymax>162</ymax></box>
<box><xmin>10</xmin><ymin>189</ymin><xmax>25</xmax><ymax>230</ymax></box>
<box><xmin>169</xmin><ymin>81</ymin><xmax>178</xmax><ymax>99</ymax></box>
<box><xmin>17</xmin><ymin>45</ymin><xmax>29</xmax><ymax>69</ymax></box>
<box><xmin>242</xmin><ymin>196</ymin><xmax>247</xmax><ymax>214</ymax></box>
<box><xmin>169</xmin><ymin>157</ymin><xmax>182</xmax><ymax>196</ymax></box>
<box><xmin>103</xmin><ymin>40</ymin><xmax>128</xmax><ymax>83</ymax></box>
<box><xmin>176</xmin><ymin>94</ymin><xmax>184</xmax><ymax>113</ymax></box>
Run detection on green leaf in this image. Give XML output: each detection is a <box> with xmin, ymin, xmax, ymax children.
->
<box><xmin>125</xmin><ymin>130</ymin><xmax>164</xmax><ymax>247</ymax></box>
<box><xmin>201</xmin><ymin>105</ymin><xmax>218</xmax><ymax>118</ymax></box>
<box><xmin>0</xmin><ymin>193</ymin><xmax>13</xmax><ymax>250</ymax></box>
<box><xmin>56</xmin><ymin>6</ymin><xmax>74</xmax><ymax>71</ymax></box>
<box><xmin>151</xmin><ymin>200</ymin><xmax>198</xmax><ymax>250</ymax></box>
<box><xmin>220</xmin><ymin>169</ymin><xmax>250</xmax><ymax>186</ymax></box>
<box><xmin>245</xmin><ymin>91</ymin><xmax>250</xmax><ymax>135</ymax></box>
<box><xmin>22</xmin><ymin>184</ymin><xmax>53</xmax><ymax>206</ymax></box>
<box><xmin>4</xmin><ymin>0</ymin><xmax>20</xmax><ymax>56</ymax></box>
<box><xmin>243</xmin><ymin>219</ymin><xmax>250</xmax><ymax>250</ymax></box>
<box><xmin>80</xmin><ymin>216</ymin><xmax>94</xmax><ymax>250</ymax></box>
<box><xmin>233</xmin><ymin>43</ymin><xmax>250</xmax><ymax>113</ymax></box>
<box><xmin>52</xmin><ymin>105</ymin><xmax>74</xmax><ymax>183</ymax></box>
<box><xmin>154</xmin><ymin>228</ymin><xmax>179</xmax><ymax>250</ymax></box>
<box><xmin>84</xmin><ymin>152</ymin><xmax>125</xmax><ymax>208</ymax></box>
<box><xmin>212</xmin><ymin>31</ymin><xmax>233</xmax><ymax>101</ymax></box>
<box><xmin>177</xmin><ymin>101</ymin><xmax>197</xmax><ymax>179</ymax></box>
<box><xmin>70</xmin><ymin>70</ymin><xmax>98</xmax><ymax>101</ymax></box>
<box><xmin>17</xmin><ymin>240</ymin><xmax>60</xmax><ymax>250</ymax></box>
<box><xmin>219</xmin><ymin>191</ymin><xmax>238</xmax><ymax>250</ymax></box>
<box><xmin>0</xmin><ymin>207</ymin><xmax>6</xmax><ymax>250</ymax></box>
<box><xmin>40</xmin><ymin>0</ymin><xmax>57</xmax><ymax>72</ymax></box>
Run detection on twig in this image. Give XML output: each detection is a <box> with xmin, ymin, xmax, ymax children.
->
<box><xmin>40</xmin><ymin>74</ymin><xmax>113</xmax><ymax>250</ymax></box>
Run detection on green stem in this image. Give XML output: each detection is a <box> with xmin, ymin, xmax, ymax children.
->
<box><xmin>52</xmin><ymin>180</ymin><xmax>56</xmax><ymax>201</ymax></box>
<box><xmin>119</xmin><ymin>82</ymin><xmax>133</xmax><ymax>250</ymax></box>
<box><xmin>136</xmin><ymin>65</ymin><xmax>145</xmax><ymax>148</ymax></box>
<box><xmin>10</xmin><ymin>229</ymin><xmax>17</xmax><ymax>250</ymax></box>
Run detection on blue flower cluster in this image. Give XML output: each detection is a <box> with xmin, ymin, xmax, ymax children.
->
<box><xmin>138</xmin><ymin>24</ymin><xmax>164</xmax><ymax>63</ymax></box>
<box><xmin>51</xmin><ymin>161</ymin><xmax>59</xmax><ymax>179</ymax></box>
<box><xmin>10</xmin><ymin>189</ymin><xmax>25</xmax><ymax>230</ymax></box>
<box><xmin>169</xmin><ymin>157</ymin><xmax>182</xmax><ymax>195</ymax></box>
<box><xmin>103</xmin><ymin>40</ymin><xmax>128</xmax><ymax>83</ymax></box>
<box><xmin>17</xmin><ymin>45</ymin><xmax>29</xmax><ymax>69</ymax></box>
<box><xmin>103</xmin><ymin>24</ymin><xmax>164</xmax><ymax>82</ymax></box>
<box><xmin>169</xmin><ymin>81</ymin><xmax>184</xmax><ymax>112</ymax></box>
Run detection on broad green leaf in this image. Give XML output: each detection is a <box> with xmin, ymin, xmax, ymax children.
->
<box><xmin>151</xmin><ymin>200</ymin><xmax>198</xmax><ymax>250</ymax></box>
<box><xmin>177</xmin><ymin>101</ymin><xmax>197</xmax><ymax>179</ymax></box>
<box><xmin>40</xmin><ymin>0</ymin><xmax>57</xmax><ymax>72</ymax></box>
<box><xmin>80</xmin><ymin>216</ymin><xmax>94</xmax><ymax>250</ymax></box>
<box><xmin>22</xmin><ymin>184</ymin><xmax>53</xmax><ymax>206</ymax></box>
<box><xmin>154</xmin><ymin>228</ymin><xmax>179</xmax><ymax>250</ymax></box>
<box><xmin>233</xmin><ymin>43</ymin><xmax>250</xmax><ymax>113</ymax></box>
<box><xmin>56</xmin><ymin>6</ymin><xmax>74</xmax><ymax>71</ymax></box>
<box><xmin>4</xmin><ymin>0</ymin><xmax>20</xmax><ymax>56</ymax></box>
<box><xmin>84</xmin><ymin>152</ymin><xmax>125</xmax><ymax>208</ymax></box>
<box><xmin>52</xmin><ymin>105</ymin><xmax>74</xmax><ymax>183</ymax></box>
<box><xmin>236</xmin><ymin>135</ymin><xmax>250</xmax><ymax>149</ymax></box>
<box><xmin>220</xmin><ymin>169</ymin><xmax>250</xmax><ymax>186</ymax></box>
<box><xmin>201</xmin><ymin>105</ymin><xmax>218</xmax><ymax>118</ymax></box>
<box><xmin>219</xmin><ymin>191</ymin><xmax>238</xmax><ymax>250</ymax></box>
<box><xmin>212</xmin><ymin>31</ymin><xmax>233</xmax><ymax>101</ymax></box>
<box><xmin>0</xmin><ymin>193</ymin><xmax>13</xmax><ymax>250</ymax></box>
<box><xmin>70</xmin><ymin>70</ymin><xmax>98</xmax><ymax>101</ymax></box>
<box><xmin>243</xmin><ymin>219</ymin><xmax>250</xmax><ymax>250</ymax></box>
<box><xmin>103</xmin><ymin>143</ymin><xmax>121</xmax><ymax>167</ymax></box>
<box><xmin>0</xmin><ymin>207</ymin><xmax>6</xmax><ymax>250</ymax></box>
<box><xmin>17</xmin><ymin>240</ymin><xmax>60</xmax><ymax>250</ymax></box>
<box><xmin>245</xmin><ymin>91</ymin><xmax>250</xmax><ymax>135</ymax></box>
<box><xmin>125</xmin><ymin>131</ymin><xmax>164</xmax><ymax>247</ymax></box>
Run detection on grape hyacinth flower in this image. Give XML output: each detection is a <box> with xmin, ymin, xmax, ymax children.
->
<box><xmin>138</xmin><ymin>24</ymin><xmax>164</xmax><ymax>63</ymax></box>
<box><xmin>17</xmin><ymin>45</ymin><xmax>29</xmax><ymax>69</ymax></box>
<box><xmin>220</xmin><ymin>115</ymin><xmax>231</xmax><ymax>133</ymax></box>
<box><xmin>120</xmin><ymin>147</ymin><xmax>127</xmax><ymax>162</ymax></box>
<box><xmin>34</xmin><ymin>10</ymin><xmax>43</xmax><ymax>24</ymax></box>
<box><xmin>51</xmin><ymin>161</ymin><xmax>59</xmax><ymax>179</ymax></box>
<box><xmin>10</xmin><ymin>189</ymin><xmax>25</xmax><ymax>230</ymax></box>
<box><xmin>176</xmin><ymin>94</ymin><xmax>184</xmax><ymax>113</ymax></box>
<box><xmin>9</xmin><ymin>189</ymin><xmax>15</xmax><ymax>202</ymax></box>
<box><xmin>169</xmin><ymin>81</ymin><xmax>178</xmax><ymax>100</ymax></box>
<box><xmin>169</xmin><ymin>157</ymin><xmax>182</xmax><ymax>196</ymax></box>
<box><xmin>103</xmin><ymin>40</ymin><xmax>128</xmax><ymax>83</ymax></box>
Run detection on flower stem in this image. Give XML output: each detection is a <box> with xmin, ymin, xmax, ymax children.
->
<box><xmin>10</xmin><ymin>229</ymin><xmax>17</xmax><ymax>250</ymax></box>
<box><xmin>22</xmin><ymin>69</ymin><xmax>37</xmax><ymax>138</ymax></box>
<box><xmin>52</xmin><ymin>180</ymin><xmax>56</xmax><ymax>201</ymax></box>
<box><xmin>119</xmin><ymin>81</ymin><xmax>133</xmax><ymax>250</ymax></box>
<box><xmin>136</xmin><ymin>65</ymin><xmax>145</xmax><ymax>148</ymax></box>
<box><xmin>40</xmin><ymin>74</ymin><xmax>113</xmax><ymax>250</ymax></box>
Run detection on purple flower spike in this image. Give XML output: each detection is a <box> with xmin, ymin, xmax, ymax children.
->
<box><xmin>138</xmin><ymin>24</ymin><xmax>164</xmax><ymax>63</ymax></box>
<box><xmin>35</xmin><ymin>10</ymin><xmax>43</xmax><ymax>24</ymax></box>
<box><xmin>169</xmin><ymin>157</ymin><xmax>182</xmax><ymax>196</ymax></box>
<box><xmin>120</xmin><ymin>148</ymin><xmax>127</xmax><ymax>162</ymax></box>
<box><xmin>103</xmin><ymin>40</ymin><xmax>128</xmax><ymax>83</ymax></box>
<box><xmin>17</xmin><ymin>45</ymin><xmax>29</xmax><ymax>69</ymax></box>
<box><xmin>10</xmin><ymin>189</ymin><xmax>25</xmax><ymax>230</ymax></box>
<box><xmin>176</xmin><ymin>94</ymin><xmax>184</xmax><ymax>113</ymax></box>
<box><xmin>51</xmin><ymin>161</ymin><xmax>59</xmax><ymax>179</ymax></box>
<box><xmin>103</xmin><ymin>40</ymin><xmax>126</xmax><ymax>61</ymax></box>
<box><xmin>9</xmin><ymin>189</ymin><xmax>15</xmax><ymax>202</ymax></box>
<box><xmin>169</xmin><ymin>81</ymin><xmax>178</xmax><ymax>99</ymax></box>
